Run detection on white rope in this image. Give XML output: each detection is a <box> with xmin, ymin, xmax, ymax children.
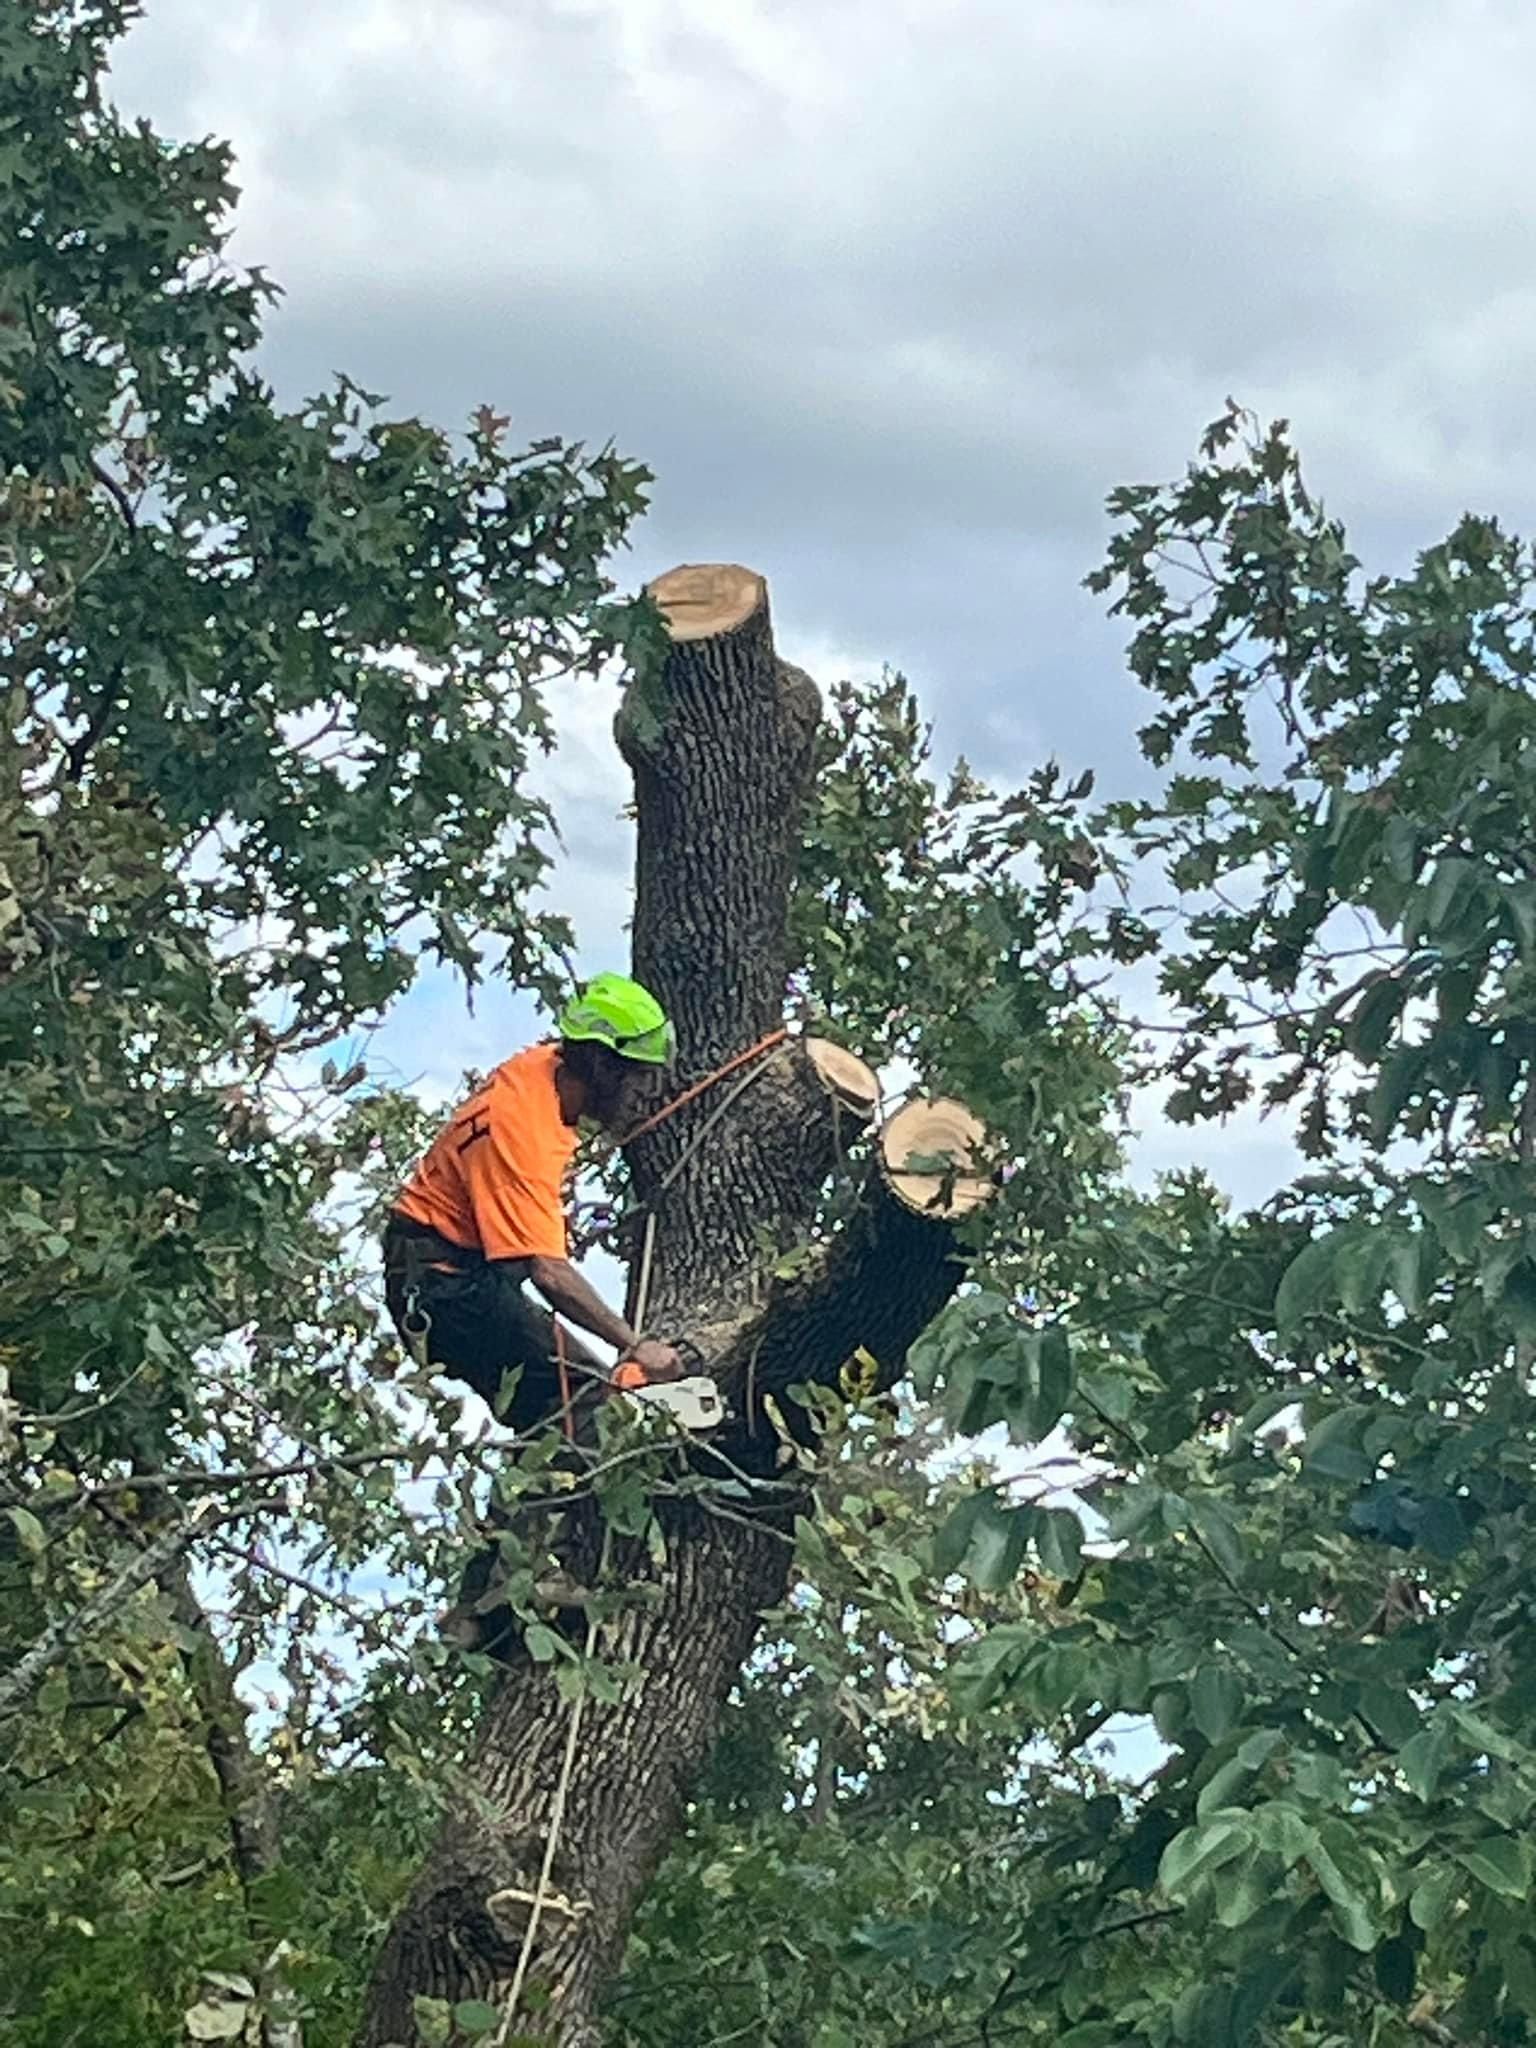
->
<box><xmin>492</xmin><ymin>1232</ymin><xmax>663</xmax><ymax>2044</ymax></box>
<box><xmin>492</xmin><ymin>1526</ymin><xmax>610</xmax><ymax>2046</ymax></box>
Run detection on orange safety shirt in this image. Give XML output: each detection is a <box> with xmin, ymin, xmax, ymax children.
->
<box><xmin>394</xmin><ymin>1042</ymin><xmax>579</xmax><ymax>1262</ymax></box>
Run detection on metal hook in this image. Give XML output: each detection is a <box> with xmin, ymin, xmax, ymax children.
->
<box><xmin>401</xmin><ymin>1288</ymin><xmax>433</xmax><ymax>1370</ymax></box>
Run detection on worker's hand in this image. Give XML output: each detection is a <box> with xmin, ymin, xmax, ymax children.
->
<box><xmin>623</xmin><ymin>1338</ymin><xmax>684</xmax><ymax>1383</ymax></box>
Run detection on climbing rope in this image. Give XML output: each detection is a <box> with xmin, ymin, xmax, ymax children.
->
<box><xmin>492</xmin><ymin>1519</ymin><xmax>614</xmax><ymax>2047</ymax></box>
<box><xmin>492</xmin><ymin>1026</ymin><xmax>792</xmax><ymax>2039</ymax></box>
<box><xmin>612</xmin><ymin>1025</ymin><xmax>788</xmax><ymax>1150</ymax></box>
<box><xmin>492</xmin><ymin>1202</ymin><xmax>671</xmax><ymax>2042</ymax></box>
<box><xmin>575</xmin><ymin>1026</ymin><xmax>793</xmax><ymax>1269</ymax></box>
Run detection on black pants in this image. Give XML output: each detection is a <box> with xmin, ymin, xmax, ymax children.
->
<box><xmin>382</xmin><ymin>1215</ymin><xmax>597</xmax><ymax>1434</ymax></box>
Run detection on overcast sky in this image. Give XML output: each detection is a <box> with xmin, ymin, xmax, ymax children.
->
<box><xmin>112</xmin><ymin>0</ymin><xmax>1536</xmax><ymax>1208</ymax></box>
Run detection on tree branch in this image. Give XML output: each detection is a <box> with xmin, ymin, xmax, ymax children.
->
<box><xmin>161</xmin><ymin>1554</ymin><xmax>279</xmax><ymax>1891</ymax></box>
<box><xmin>664</xmin><ymin>1099</ymin><xmax>995</xmax><ymax>1451</ymax></box>
<box><xmin>0</xmin><ymin>1500</ymin><xmax>215</xmax><ymax>1719</ymax></box>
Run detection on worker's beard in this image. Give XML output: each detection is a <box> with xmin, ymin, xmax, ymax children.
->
<box><xmin>586</xmin><ymin>1054</ymin><xmax>650</xmax><ymax>1134</ymax></box>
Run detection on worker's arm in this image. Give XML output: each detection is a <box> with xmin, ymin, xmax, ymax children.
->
<box><xmin>523</xmin><ymin>1256</ymin><xmax>682</xmax><ymax>1380</ymax></box>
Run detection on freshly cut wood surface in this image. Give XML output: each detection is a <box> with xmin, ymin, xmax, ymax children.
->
<box><xmin>881</xmin><ymin>1097</ymin><xmax>994</xmax><ymax>1217</ymax></box>
<box><xmin>646</xmin><ymin>563</ymin><xmax>767</xmax><ymax>642</ymax></box>
<box><xmin>804</xmin><ymin>1037</ymin><xmax>880</xmax><ymax>1121</ymax></box>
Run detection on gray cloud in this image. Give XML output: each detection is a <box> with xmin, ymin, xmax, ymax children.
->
<box><xmin>108</xmin><ymin>0</ymin><xmax>1536</xmax><ymax>1193</ymax></box>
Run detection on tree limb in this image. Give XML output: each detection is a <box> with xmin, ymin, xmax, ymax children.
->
<box><xmin>0</xmin><ymin>1500</ymin><xmax>215</xmax><ymax>1719</ymax></box>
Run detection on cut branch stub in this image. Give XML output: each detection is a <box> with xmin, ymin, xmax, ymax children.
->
<box><xmin>688</xmin><ymin>1093</ymin><xmax>998</xmax><ymax>1435</ymax></box>
<box><xmin>880</xmin><ymin>1096</ymin><xmax>995</xmax><ymax>1218</ymax></box>
<box><xmin>803</xmin><ymin>1036</ymin><xmax>880</xmax><ymax>1124</ymax></box>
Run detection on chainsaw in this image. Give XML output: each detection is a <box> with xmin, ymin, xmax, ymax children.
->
<box><xmin>611</xmin><ymin>1342</ymin><xmax>722</xmax><ymax>1432</ymax></box>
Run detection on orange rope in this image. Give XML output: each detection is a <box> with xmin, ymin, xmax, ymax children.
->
<box><xmin>616</xmin><ymin>1026</ymin><xmax>789</xmax><ymax>1149</ymax></box>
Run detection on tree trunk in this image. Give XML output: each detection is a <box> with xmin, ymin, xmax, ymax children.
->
<box><xmin>357</xmin><ymin>566</ymin><xmax>988</xmax><ymax>2047</ymax></box>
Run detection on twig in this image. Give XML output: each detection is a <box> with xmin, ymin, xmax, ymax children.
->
<box><xmin>2</xmin><ymin>1703</ymin><xmax>142</xmax><ymax>1786</ymax></box>
<box><xmin>0</xmin><ymin>1500</ymin><xmax>216</xmax><ymax>1719</ymax></box>
<box><xmin>88</xmin><ymin>456</ymin><xmax>137</xmax><ymax>529</ymax></box>
<box><xmin>210</xmin><ymin>1535</ymin><xmax>393</xmax><ymax>1640</ymax></box>
<box><xmin>57</xmin><ymin>1444</ymin><xmax>424</xmax><ymax>1503</ymax></box>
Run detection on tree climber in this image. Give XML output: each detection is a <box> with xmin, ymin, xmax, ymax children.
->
<box><xmin>382</xmin><ymin>973</ymin><xmax>684</xmax><ymax>1434</ymax></box>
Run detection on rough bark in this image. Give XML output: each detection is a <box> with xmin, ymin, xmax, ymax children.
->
<box><xmin>164</xmin><ymin>1557</ymin><xmax>280</xmax><ymax>1893</ymax></box>
<box><xmin>165</xmin><ymin>1559</ymin><xmax>302</xmax><ymax>2048</ymax></box>
<box><xmin>619</xmin><ymin>565</ymin><xmax>825</xmax><ymax>1306</ymax></box>
<box><xmin>359</xmin><ymin>1507</ymin><xmax>789</xmax><ymax>2048</ymax></box>
<box><xmin>357</xmin><ymin>566</ymin><xmax>985</xmax><ymax>2048</ymax></box>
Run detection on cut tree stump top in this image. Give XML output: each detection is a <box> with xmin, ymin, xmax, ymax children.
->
<box><xmin>647</xmin><ymin>564</ymin><xmax>768</xmax><ymax>642</ymax></box>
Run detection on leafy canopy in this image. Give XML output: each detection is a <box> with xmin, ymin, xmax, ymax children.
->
<box><xmin>2</xmin><ymin>4</ymin><xmax>655</xmax><ymax>2033</ymax></box>
<box><xmin>8</xmin><ymin>6</ymin><xmax>1536</xmax><ymax>2046</ymax></box>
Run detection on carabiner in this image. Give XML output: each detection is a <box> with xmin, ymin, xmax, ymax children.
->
<box><xmin>401</xmin><ymin>1287</ymin><xmax>434</xmax><ymax>1371</ymax></box>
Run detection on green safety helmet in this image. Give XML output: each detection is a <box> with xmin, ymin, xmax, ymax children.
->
<box><xmin>558</xmin><ymin>973</ymin><xmax>675</xmax><ymax>1066</ymax></box>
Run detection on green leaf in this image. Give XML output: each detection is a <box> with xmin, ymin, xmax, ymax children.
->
<box><xmin>411</xmin><ymin>1996</ymin><xmax>454</xmax><ymax>2048</ymax></box>
<box><xmin>1397</xmin><ymin>1722</ymin><xmax>1452</xmax><ymax>1804</ymax></box>
<box><xmin>1303</xmin><ymin>1404</ymin><xmax>1373</xmax><ymax>1484</ymax></box>
<box><xmin>1189</xmin><ymin>1665</ymin><xmax>1244</xmax><ymax>1744</ymax></box>
<box><xmin>1332</xmin><ymin>1230</ymin><xmax>1394</xmax><ymax>1317</ymax></box>
<box><xmin>1152</xmin><ymin>1687</ymin><xmax>1189</xmax><ymax>1745</ymax></box>
<box><xmin>966</xmin><ymin>1497</ymin><xmax>1032</xmax><ymax>1592</ymax></box>
<box><xmin>1500</xmin><ymin>1261</ymin><xmax>1536</xmax><ymax>1346</ymax></box>
<box><xmin>1374</xmin><ymin>1932</ymin><xmax>1418</xmax><ymax>2006</ymax></box>
<box><xmin>1188</xmin><ymin>1499</ymin><xmax>1243</xmax><ymax>1579</ymax></box>
<box><xmin>1414</xmin><ymin>1494</ymin><xmax>1470</xmax><ymax>1561</ymax></box>
<box><xmin>1506</xmin><ymin>880</ymin><xmax>1536</xmax><ymax>959</ymax></box>
<box><xmin>1036</xmin><ymin>1508</ymin><xmax>1083</xmax><ymax>1579</ymax></box>
<box><xmin>1368</xmin><ymin>1043</ymin><xmax>1434</xmax><ymax>1147</ymax></box>
<box><xmin>184</xmin><ymin>2002</ymin><xmax>249</xmax><ymax>2042</ymax></box>
<box><xmin>812</xmin><ymin>2026</ymin><xmax>860</xmax><ymax>2048</ymax></box>
<box><xmin>1456</xmin><ymin>1834</ymin><xmax>1532</xmax><ymax>1899</ymax></box>
<box><xmin>1237</xmin><ymin>1385</ymin><xmax>1298</xmax><ymax>1442</ymax></box>
<box><xmin>7</xmin><ymin>1505</ymin><xmax>46</xmax><ymax>1557</ymax></box>
<box><xmin>1355</xmin><ymin>1682</ymin><xmax>1422</xmax><ymax>1749</ymax></box>
<box><xmin>1231</xmin><ymin>1952</ymin><xmax>1295</xmax><ymax>2041</ymax></box>
<box><xmin>1386</xmin><ymin>1231</ymin><xmax>1430</xmax><ymax>1315</ymax></box>
<box><xmin>1307</xmin><ymin>1827</ymin><xmax>1377</xmax><ymax>1951</ymax></box>
<box><xmin>1197</xmin><ymin>1756</ymin><xmax>1253</xmax><ymax>1822</ymax></box>
<box><xmin>1214</xmin><ymin>1845</ymin><xmax>1272</xmax><ymax>1929</ymax></box>
<box><xmin>1075</xmin><ymin>1365</ymin><xmax>1132</xmax><ymax>1423</ymax></box>
<box><xmin>1289</xmin><ymin>1751</ymin><xmax>1347</xmax><ymax>1807</ymax></box>
<box><xmin>1159</xmin><ymin>1814</ymin><xmax>1252</xmax><ymax>1897</ymax></box>
<box><xmin>932</xmin><ymin>1490</ymin><xmax>991</xmax><ymax>1576</ymax></box>
<box><xmin>1251</xmin><ymin>1801</ymin><xmax>1315</xmax><ymax>1869</ymax></box>
<box><xmin>1028</xmin><ymin>1323</ymin><xmax>1074</xmax><ymax>1439</ymax></box>
<box><xmin>1197</xmin><ymin>1730</ymin><xmax>1280</xmax><ymax>1822</ymax></box>
<box><xmin>454</xmin><ymin>2001</ymin><xmax>501</xmax><ymax>2038</ymax></box>
<box><xmin>1172</xmin><ymin>1980</ymin><xmax>1234</xmax><ymax>2047</ymax></box>
<box><xmin>1274</xmin><ymin>1233</ymin><xmax>1342</xmax><ymax>1336</ymax></box>
<box><xmin>1106</xmin><ymin>1483</ymin><xmax>1163</xmax><ymax>1543</ymax></box>
<box><xmin>1347</xmin><ymin>974</ymin><xmax>1407</xmax><ymax>1060</ymax></box>
<box><xmin>1450</xmin><ymin>1705</ymin><xmax>1521</xmax><ymax>1762</ymax></box>
<box><xmin>1409</xmin><ymin>1865</ymin><xmax>1461</xmax><ymax>1932</ymax></box>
